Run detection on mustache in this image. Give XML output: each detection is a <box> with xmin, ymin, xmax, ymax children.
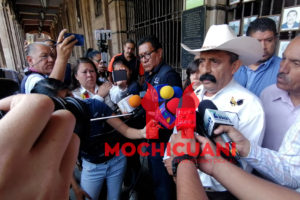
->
<box><xmin>200</xmin><ymin>73</ymin><xmax>217</xmax><ymax>83</ymax></box>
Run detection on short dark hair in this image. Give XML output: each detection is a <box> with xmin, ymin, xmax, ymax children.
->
<box><xmin>85</xmin><ymin>48</ymin><xmax>101</xmax><ymax>59</ymax></box>
<box><xmin>246</xmin><ymin>17</ymin><xmax>277</xmax><ymax>36</ymax></box>
<box><xmin>71</xmin><ymin>57</ymin><xmax>100</xmax><ymax>90</ymax></box>
<box><xmin>124</xmin><ymin>39</ymin><xmax>135</xmax><ymax>46</ymax></box>
<box><xmin>112</xmin><ymin>56</ymin><xmax>129</xmax><ymax>70</ymax></box>
<box><xmin>137</xmin><ymin>35</ymin><xmax>162</xmax><ymax>50</ymax></box>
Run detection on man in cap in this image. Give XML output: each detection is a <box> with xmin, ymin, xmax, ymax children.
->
<box><xmin>234</xmin><ymin>17</ymin><xmax>281</xmax><ymax>96</ymax></box>
<box><xmin>170</xmin><ymin>24</ymin><xmax>265</xmax><ymax>199</ymax></box>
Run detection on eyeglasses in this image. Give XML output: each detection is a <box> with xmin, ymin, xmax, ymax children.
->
<box><xmin>39</xmin><ymin>53</ymin><xmax>56</xmax><ymax>60</ymax></box>
<box><xmin>138</xmin><ymin>49</ymin><xmax>156</xmax><ymax>60</ymax></box>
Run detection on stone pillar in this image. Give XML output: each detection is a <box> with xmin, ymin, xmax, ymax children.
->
<box><xmin>107</xmin><ymin>0</ymin><xmax>128</xmax><ymax>56</ymax></box>
<box><xmin>0</xmin><ymin>1</ymin><xmax>17</xmax><ymax>69</ymax></box>
<box><xmin>204</xmin><ymin>0</ymin><xmax>227</xmax><ymax>31</ymax></box>
<box><xmin>16</xmin><ymin>24</ymin><xmax>26</xmax><ymax>70</ymax></box>
<box><xmin>9</xmin><ymin>14</ymin><xmax>23</xmax><ymax>70</ymax></box>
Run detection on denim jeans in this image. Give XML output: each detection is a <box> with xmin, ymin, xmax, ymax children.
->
<box><xmin>80</xmin><ymin>152</ymin><xmax>127</xmax><ymax>200</ymax></box>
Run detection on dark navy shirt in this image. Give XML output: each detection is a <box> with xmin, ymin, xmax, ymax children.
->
<box><xmin>143</xmin><ymin>62</ymin><xmax>182</xmax><ymax>89</ymax></box>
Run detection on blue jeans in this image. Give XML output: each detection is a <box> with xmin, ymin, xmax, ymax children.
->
<box><xmin>80</xmin><ymin>152</ymin><xmax>127</xmax><ymax>200</ymax></box>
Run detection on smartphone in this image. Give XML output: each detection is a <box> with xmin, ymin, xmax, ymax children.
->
<box><xmin>112</xmin><ymin>70</ymin><xmax>127</xmax><ymax>82</ymax></box>
<box><xmin>64</xmin><ymin>33</ymin><xmax>84</xmax><ymax>46</ymax></box>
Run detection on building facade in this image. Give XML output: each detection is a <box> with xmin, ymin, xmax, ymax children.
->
<box><xmin>0</xmin><ymin>0</ymin><xmax>299</xmax><ymax>81</ymax></box>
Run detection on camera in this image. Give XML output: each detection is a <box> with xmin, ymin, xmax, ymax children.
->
<box><xmin>0</xmin><ymin>95</ymin><xmax>90</xmax><ymax>140</ymax></box>
<box><xmin>51</xmin><ymin>96</ymin><xmax>90</xmax><ymax>140</ymax></box>
<box><xmin>29</xmin><ymin>78</ymin><xmax>91</xmax><ymax>139</ymax></box>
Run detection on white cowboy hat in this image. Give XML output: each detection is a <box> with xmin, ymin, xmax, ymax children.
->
<box><xmin>181</xmin><ymin>24</ymin><xmax>263</xmax><ymax>66</ymax></box>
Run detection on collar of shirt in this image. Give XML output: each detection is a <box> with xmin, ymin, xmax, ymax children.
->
<box><xmin>79</xmin><ymin>85</ymin><xmax>99</xmax><ymax>97</ymax></box>
<box><xmin>196</xmin><ymin>78</ymin><xmax>236</xmax><ymax>101</ymax></box>
<box><xmin>270</xmin><ymin>86</ymin><xmax>295</xmax><ymax>108</ymax></box>
<box><xmin>246</xmin><ymin>55</ymin><xmax>279</xmax><ymax>73</ymax></box>
<box><xmin>145</xmin><ymin>61</ymin><xmax>165</xmax><ymax>84</ymax></box>
<box><xmin>145</xmin><ymin>61</ymin><xmax>164</xmax><ymax>76</ymax></box>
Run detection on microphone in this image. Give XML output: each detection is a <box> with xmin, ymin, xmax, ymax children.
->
<box><xmin>197</xmin><ymin>100</ymin><xmax>240</xmax><ymax>160</ymax></box>
<box><xmin>166</xmin><ymin>97</ymin><xmax>180</xmax><ymax>115</ymax></box>
<box><xmin>154</xmin><ymin>84</ymin><xmax>183</xmax><ymax>102</ymax></box>
<box><xmin>155</xmin><ymin>97</ymin><xmax>180</xmax><ymax>129</ymax></box>
<box><xmin>91</xmin><ymin>95</ymin><xmax>142</xmax><ymax>121</ymax></box>
<box><xmin>117</xmin><ymin>94</ymin><xmax>141</xmax><ymax>113</ymax></box>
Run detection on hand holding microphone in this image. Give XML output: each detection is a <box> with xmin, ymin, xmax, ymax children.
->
<box><xmin>91</xmin><ymin>95</ymin><xmax>142</xmax><ymax>121</ymax></box>
<box><xmin>117</xmin><ymin>94</ymin><xmax>141</xmax><ymax>113</ymax></box>
<box><xmin>196</xmin><ymin>100</ymin><xmax>240</xmax><ymax>160</ymax></box>
<box><xmin>213</xmin><ymin>125</ymin><xmax>250</xmax><ymax>157</ymax></box>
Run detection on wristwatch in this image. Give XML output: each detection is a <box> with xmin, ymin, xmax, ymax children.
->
<box><xmin>172</xmin><ymin>154</ymin><xmax>196</xmax><ymax>177</ymax></box>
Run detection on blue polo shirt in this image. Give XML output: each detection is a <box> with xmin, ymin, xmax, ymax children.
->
<box><xmin>234</xmin><ymin>55</ymin><xmax>281</xmax><ymax>96</ymax></box>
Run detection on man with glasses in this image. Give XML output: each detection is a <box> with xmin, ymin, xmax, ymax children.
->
<box><xmin>234</xmin><ymin>17</ymin><xmax>281</xmax><ymax>96</ymax></box>
<box><xmin>21</xmin><ymin>29</ymin><xmax>76</xmax><ymax>93</ymax></box>
<box><xmin>137</xmin><ymin>35</ymin><xmax>181</xmax><ymax>200</ymax></box>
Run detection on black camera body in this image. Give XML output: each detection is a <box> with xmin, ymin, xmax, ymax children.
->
<box><xmin>50</xmin><ymin>96</ymin><xmax>91</xmax><ymax>141</ymax></box>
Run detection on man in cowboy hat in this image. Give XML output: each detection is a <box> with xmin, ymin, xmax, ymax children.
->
<box><xmin>169</xmin><ymin>24</ymin><xmax>266</xmax><ymax>199</ymax></box>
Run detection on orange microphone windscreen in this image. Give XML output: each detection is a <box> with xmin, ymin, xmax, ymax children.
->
<box><xmin>128</xmin><ymin>95</ymin><xmax>141</xmax><ymax>108</ymax></box>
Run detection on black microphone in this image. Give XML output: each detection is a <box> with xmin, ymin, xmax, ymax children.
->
<box><xmin>197</xmin><ymin>100</ymin><xmax>240</xmax><ymax>160</ymax></box>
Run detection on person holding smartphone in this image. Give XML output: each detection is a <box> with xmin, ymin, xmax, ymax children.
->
<box><xmin>110</xmin><ymin>56</ymin><xmax>141</xmax><ymax>105</ymax></box>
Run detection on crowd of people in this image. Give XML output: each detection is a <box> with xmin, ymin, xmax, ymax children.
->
<box><xmin>0</xmin><ymin>17</ymin><xmax>300</xmax><ymax>200</ymax></box>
